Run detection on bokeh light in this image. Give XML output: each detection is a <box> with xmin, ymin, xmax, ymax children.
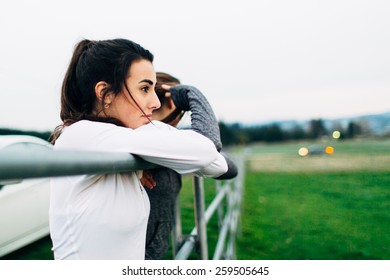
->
<box><xmin>325</xmin><ymin>146</ymin><xmax>334</xmax><ymax>155</ymax></box>
<box><xmin>332</xmin><ymin>131</ymin><xmax>341</xmax><ymax>139</ymax></box>
<box><xmin>298</xmin><ymin>147</ymin><xmax>309</xmax><ymax>157</ymax></box>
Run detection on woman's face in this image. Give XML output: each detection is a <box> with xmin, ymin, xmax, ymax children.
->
<box><xmin>108</xmin><ymin>59</ymin><xmax>161</xmax><ymax>128</ymax></box>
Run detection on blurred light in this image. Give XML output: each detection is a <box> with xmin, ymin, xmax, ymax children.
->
<box><xmin>332</xmin><ymin>130</ymin><xmax>341</xmax><ymax>139</ymax></box>
<box><xmin>325</xmin><ymin>146</ymin><xmax>334</xmax><ymax>155</ymax></box>
<box><xmin>298</xmin><ymin>147</ymin><xmax>309</xmax><ymax>157</ymax></box>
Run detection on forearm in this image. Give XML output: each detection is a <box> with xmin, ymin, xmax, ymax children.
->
<box><xmin>170</xmin><ymin>85</ymin><xmax>222</xmax><ymax>151</ymax></box>
<box><xmin>215</xmin><ymin>152</ymin><xmax>238</xmax><ymax>180</ymax></box>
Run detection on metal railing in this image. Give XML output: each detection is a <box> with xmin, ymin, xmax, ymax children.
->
<box><xmin>173</xmin><ymin>156</ymin><xmax>244</xmax><ymax>260</ymax></box>
<box><xmin>0</xmin><ymin>141</ymin><xmax>244</xmax><ymax>259</ymax></box>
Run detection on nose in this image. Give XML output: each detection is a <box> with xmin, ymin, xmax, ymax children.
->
<box><xmin>150</xmin><ymin>90</ymin><xmax>161</xmax><ymax>110</ymax></box>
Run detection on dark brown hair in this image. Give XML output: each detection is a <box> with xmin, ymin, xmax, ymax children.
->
<box><xmin>51</xmin><ymin>39</ymin><xmax>153</xmax><ymax>142</ymax></box>
<box><xmin>155</xmin><ymin>72</ymin><xmax>181</xmax><ymax>104</ymax></box>
<box><xmin>155</xmin><ymin>72</ymin><xmax>184</xmax><ymax>124</ymax></box>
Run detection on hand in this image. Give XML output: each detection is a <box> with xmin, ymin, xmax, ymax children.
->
<box><xmin>161</xmin><ymin>84</ymin><xmax>178</xmax><ymax>112</ymax></box>
<box><xmin>161</xmin><ymin>84</ymin><xmax>171</xmax><ymax>97</ymax></box>
<box><xmin>140</xmin><ymin>170</ymin><xmax>156</xmax><ymax>189</ymax></box>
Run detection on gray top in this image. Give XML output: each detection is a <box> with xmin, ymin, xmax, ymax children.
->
<box><xmin>145</xmin><ymin>85</ymin><xmax>237</xmax><ymax>260</ymax></box>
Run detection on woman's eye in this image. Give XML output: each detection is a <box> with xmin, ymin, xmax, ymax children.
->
<box><xmin>141</xmin><ymin>87</ymin><xmax>149</xmax><ymax>93</ymax></box>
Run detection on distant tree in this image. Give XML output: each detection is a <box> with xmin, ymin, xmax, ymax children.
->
<box><xmin>308</xmin><ymin>119</ymin><xmax>327</xmax><ymax>139</ymax></box>
<box><xmin>346</xmin><ymin>121</ymin><xmax>362</xmax><ymax>138</ymax></box>
<box><xmin>287</xmin><ymin>125</ymin><xmax>306</xmax><ymax>140</ymax></box>
<box><xmin>264</xmin><ymin>124</ymin><xmax>284</xmax><ymax>142</ymax></box>
<box><xmin>219</xmin><ymin>121</ymin><xmax>239</xmax><ymax>146</ymax></box>
<box><xmin>230</xmin><ymin>123</ymin><xmax>250</xmax><ymax>145</ymax></box>
<box><xmin>246</xmin><ymin>125</ymin><xmax>266</xmax><ymax>142</ymax></box>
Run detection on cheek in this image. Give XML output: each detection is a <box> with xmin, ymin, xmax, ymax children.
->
<box><xmin>121</xmin><ymin>105</ymin><xmax>135</xmax><ymax>119</ymax></box>
<box><xmin>116</xmin><ymin>95</ymin><xmax>133</xmax><ymax>113</ymax></box>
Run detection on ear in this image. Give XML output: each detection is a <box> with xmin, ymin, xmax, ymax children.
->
<box><xmin>94</xmin><ymin>81</ymin><xmax>109</xmax><ymax>101</ymax></box>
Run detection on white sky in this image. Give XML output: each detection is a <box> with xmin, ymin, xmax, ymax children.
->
<box><xmin>0</xmin><ymin>0</ymin><xmax>389</xmax><ymax>131</ymax></box>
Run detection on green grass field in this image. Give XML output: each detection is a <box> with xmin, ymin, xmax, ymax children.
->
<box><xmin>237</xmin><ymin>171</ymin><xmax>390</xmax><ymax>259</ymax></box>
<box><xmin>2</xmin><ymin>138</ymin><xmax>390</xmax><ymax>260</ymax></box>
<box><xmin>236</xmin><ymin>138</ymin><xmax>390</xmax><ymax>259</ymax></box>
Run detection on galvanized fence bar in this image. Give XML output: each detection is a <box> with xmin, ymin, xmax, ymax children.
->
<box><xmin>0</xmin><ymin>143</ymin><xmax>156</xmax><ymax>181</ymax></box>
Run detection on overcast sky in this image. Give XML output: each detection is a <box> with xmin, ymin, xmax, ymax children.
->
<box><xmin>1</xmin><ymin>0</ymin><xmax>389</xmax><ymax>131</ymax></box>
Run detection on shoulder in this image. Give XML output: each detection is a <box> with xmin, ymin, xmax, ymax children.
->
<box><xmin>68</xmin><ymin>120</ymin><xmax>118</xmax><ymax>130</ymax></box>
<box><xmin>54</xmin><ymin>120</ymin><xmax>129</xmax><ymax>150</ymax></box>
<box><xmin>59</xmin><ymin>120</ymin><xmax>120</xmax><ymax>140</ymax></box>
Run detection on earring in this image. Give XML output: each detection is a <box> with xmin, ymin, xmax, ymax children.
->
<box><xmin>104</xmin><ymin>103</ymin><xmax>110</xmax><ymax>109</ymax></box>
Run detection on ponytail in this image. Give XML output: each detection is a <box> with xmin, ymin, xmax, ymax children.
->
<box><xmin>60</xmin><ymin>39</ymin><xmax>95</xmax><ymax>123</ymax></box>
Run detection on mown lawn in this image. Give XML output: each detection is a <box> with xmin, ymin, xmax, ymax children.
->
<box><xmin>236</xmin><ymin>171</ymin><xmax>390</xmax><ymax>259</ymax></box>
<box><xmin>236</xmin><ymin>138</ymin><xmax>390</xmax><ymax>259</ymax></box>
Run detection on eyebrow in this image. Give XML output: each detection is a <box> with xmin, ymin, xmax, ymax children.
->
<box><xmin>139</xmin><ymin>79</ymin><xmax>154</xmax><ymax>85</ymax></box>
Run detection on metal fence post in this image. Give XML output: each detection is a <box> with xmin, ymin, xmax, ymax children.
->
<box><xmin>216</xmin><ymin>180</ymin><xmax>224</xmax><ymax>228</ymax></box>
<box><xmin>171</xmin><ymin>194</ymin><xmax>183</xmax><ymax>258</ymax></box>
<box><xmin>193</xmin><ymin>176</ymin><xmax>208</xmax><ymax>260</ymax></box>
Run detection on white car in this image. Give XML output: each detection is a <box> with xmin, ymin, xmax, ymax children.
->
<box><xmin>0</xmin><ymin>135</ymin><xmax>52</xmax><ymax>257</ymax></box>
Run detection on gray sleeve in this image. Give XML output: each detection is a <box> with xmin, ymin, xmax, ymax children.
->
<box><xmin>170</xmin><ymin>85</ymin><xmax>222</xmax><ymax>152</ymax></box>
<box><xmin>216</xmin><ymin>152</ymin><xmax>238</xmax><ymax>180</ymax></box>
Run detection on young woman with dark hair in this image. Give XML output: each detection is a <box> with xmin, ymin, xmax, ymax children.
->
<box><xmin>49</xmin><ymin>39</ymin><xmax>228</xmax><ymax>260</ymax></box>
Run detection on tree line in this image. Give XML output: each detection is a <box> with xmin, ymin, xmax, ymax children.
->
<box><xmin>219</xmin><ymin>119</ymin><xmax>364</xmax><ymax>146</ymax></box>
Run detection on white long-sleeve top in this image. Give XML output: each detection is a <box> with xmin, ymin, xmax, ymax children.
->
<box><xmin>49</xmin><ymin>120</ymin><xmax>227</xmax><ymax>260</ymax></box>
